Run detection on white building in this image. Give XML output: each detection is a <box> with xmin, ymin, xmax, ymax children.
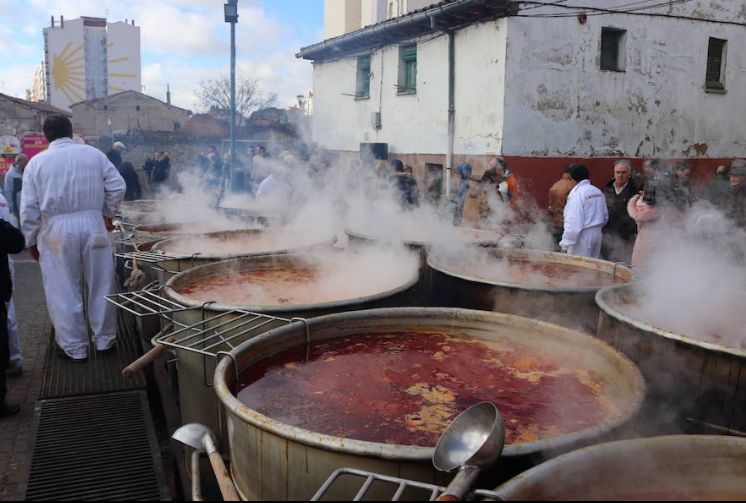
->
<box><xmin>38</xmin><ymin>16</ymin><xmax>141</xmax><ymax>111</ymax></box>
<box><xmin>324</xmin><ymin>0</ymin><xmax>437</xmax><ymax>39</ymax></box>
<box><xmin>300</xmin><ymin>0</ymin><xmax>746</xmax><ymax>205</ymax></box>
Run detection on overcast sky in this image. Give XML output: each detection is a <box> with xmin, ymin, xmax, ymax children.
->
<box><xmin>0</xmin><ymin>0</ymin><xmax>324</xmax><ymax>111</ymax></box>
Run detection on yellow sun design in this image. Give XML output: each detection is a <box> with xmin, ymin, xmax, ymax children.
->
<box><xmin>52</xmin><ymin>42</ymin><xmax>85</xmax><ymax>105</ymax></box>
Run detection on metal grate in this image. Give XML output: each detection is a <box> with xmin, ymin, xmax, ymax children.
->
<box><xmin>25</xmin><ymin>391</ymin><xmax>170</xmax><ymax>501</ymax></box>
<box><xmin>115</xmin><ymin>249</ymin><xmax>176</xmax><ymax>264</ymax></box>
<box><xmin>156</xmin><ymin>310</ymin><xmax>304</xmax><ymax>357</ymax></box>
<box><xmin>40</xmin><ymin>294</ymin><xmax>147</xmax><ymax>399</ymax></box>
<box><xmin>112</xmin><ymin>232</ymin><xmax>164</xmax><ymax>247</ymax></box>
<box><xmin>312</xmin><ymin>468</ymin><xmax>503</xmax><ymax>501</ymax></box>
<box><xmin>107</xmin><ymin>285</ymin><xmax>308</xmax><ymax>360</ymax></box>
<box><xmin>106</xmin><ymin>283</ymin><xmax>195</xmax><ymax>318</ymax></box>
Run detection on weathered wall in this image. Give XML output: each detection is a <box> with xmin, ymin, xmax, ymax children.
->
<box><xmin>502</xmin><ymin>1</ymin><xmax>746</xmax><ymax>158</ymax></box>
<box><xmin>72</xmin><ymin>93</ymin><xmax>191</xmax><ymax>137</ymax></box>
<box><xmin>311</xmin><ymin>18</ymin><xmax>508</xmax><ymax>157</ymax></box>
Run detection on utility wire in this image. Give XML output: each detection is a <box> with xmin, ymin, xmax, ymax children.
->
<box><xmin>517</xmin><ymin>0</ymin><xmax>693</xmax><ymax>18</ymax></box>
<box><xmin>515</xmin><ymin>0</ymin><xmax>746</xmax><ymax>26</ymax></box>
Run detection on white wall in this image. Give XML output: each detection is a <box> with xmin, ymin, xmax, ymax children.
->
<box><xmin>324</xmin><ymin>0</ymin><xmax>362</xmax><ymax>39</ymax></box>
<box><xmin>45</xmin><ymin>19</ymin><xmax>86</xmax><ymax>110</ymax></box>
<box><xmin>107</xmin><ymin>22</ymin><xmax>142</xmax><ymax>96</ymax></box>
<box><xmin>502</xmin><ymin>0</ymin><xmax>746</xmax><ymax>158</ymax></box>
<box><xmin>361</xmin><ymin>0</ymin><xmax>387</xmax><ymax>27</ymax></box>
<box><xmin>311</xmin><ymin>18</ymin><xmax>508</xmax><ymax>156</ymax></box>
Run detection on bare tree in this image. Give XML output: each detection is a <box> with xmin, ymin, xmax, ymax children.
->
<box><xmin>196</xmin><ymin>75</ymin><xmax>277</xmax><ymax>126</ymax></box>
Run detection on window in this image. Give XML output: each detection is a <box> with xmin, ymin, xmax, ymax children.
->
<box><xmin>356</xmin><ymin>55</ymin><xmax>371</xmax><ymax>99</ymax></box>
<box><xmin>398</xmin><ymin>44</ymin><xmax>417</xmax><ymax>94</ymax></box>
<box><xmin>135</xmin><ymin>105</ymin><xmax>141</xmax><ymax>111</ymax></box>
<box><xmin>706</xmin><ymin>37</ymin><xmax>727</xmax><ymax>91</ymax></box>
<box><xmin>600</xmin><ymin>27</ymin><xmax>626</xmax><ymax>72</ymax></box>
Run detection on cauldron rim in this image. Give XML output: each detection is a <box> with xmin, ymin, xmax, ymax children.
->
<box><xmin>163</xmin><ymin>252</ymin><xmax>420</xmax><ymax>314</ymax></box>
<box><xmin>493</xmin><ymin>434</ymin><xmax>746</xmax><ymax>500</ymax></box>
<box><xmin>428</xmin><ymin>249</ymin><xmax>633</xmax><ymax>294</ymax></box>
<box><xmin>214</xmin><ymin>307</ymin><xmax>646</xmax><ymax>461</ymax></box>
<box><xmin>596</xmin><ymin>284</ymin><xmax>746</xmax><ymax>358</ymax></box>
<box><xmin>151</xmin><ymin>227</ymin><xmax>337</xmax><ymax>261</ymax></box>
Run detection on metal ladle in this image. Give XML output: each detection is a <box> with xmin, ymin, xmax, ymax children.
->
<box><xmin>172</xmin><ymin>423</ymin><xmax>240</xmax><ymax>501</ymax></box>
<box><xmin>433</xmin><ymin>402</ymin><xmax>506</xmax><ymax>501</ymax></box>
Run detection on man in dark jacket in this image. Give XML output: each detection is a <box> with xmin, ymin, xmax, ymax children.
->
<box><xmin>0</xmin><ymin>218</ymin><xmax>25</xmax><ymax>418</ymax></box>
<box><xmin>119</xmin><ymin>162</ymin><xmax>143</xmax><ymax>201</ymax></box>
<box><xmin>602</xmin><ymin>160</ymin><xmax>638</xmax><ymax>263</ymax></box>
<box><xmin>719</xmin><ymin>160</ymin><xmax>746</xmax><ymax>230</ymax></box>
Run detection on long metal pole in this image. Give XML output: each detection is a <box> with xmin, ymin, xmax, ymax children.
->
<box><xmin>229</xmin><ymin>18</ymin><xmax>237</xmax><ymax>192</ymax></box>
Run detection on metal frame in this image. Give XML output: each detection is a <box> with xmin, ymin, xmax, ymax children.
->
<box><xmin>106</xmin><ymin>283</ymin><xmax>309</xmax><ymax>362</ymax></box>
<box><xmin>311</xmin><ymin>467</ymin><xmax>504</xmax><ymax>501</ymax></box>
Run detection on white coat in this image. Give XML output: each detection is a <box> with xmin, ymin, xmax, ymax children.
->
<box><xmin>560</xmin><ymin>179</ymin><xmax>609</xmax><ymax>258</ymax></box>
<box><xmin>20</xmin><ymin>138</ymin><xmax>126</xmax><ymax>360</ymax></box>
<box><xmin>0</xmin><ymin>194</ymin><xmax>21</xmax><ymax>366</ymax></box>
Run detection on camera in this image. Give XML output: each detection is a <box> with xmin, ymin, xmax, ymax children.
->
<box><xmin>643</xmin><ymin>179</ymin><xmax>657</xmax><ymax>206</ymax></box>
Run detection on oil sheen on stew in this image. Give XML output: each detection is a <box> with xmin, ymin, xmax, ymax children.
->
<box><xmin>236</xmin><ymin>331</ymin><xmax>616</xmax><ymax>447</ymax></box>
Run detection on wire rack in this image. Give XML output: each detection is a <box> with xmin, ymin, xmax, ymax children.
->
<box><xmin>311</xmin><ymin>468</ymin><xmax>503</xmax><ymax>501</ymax></box>
<box><xmin>105</xmin><ymin>283</ymin><xmax>309</xmax><ymax>359</ymax></box>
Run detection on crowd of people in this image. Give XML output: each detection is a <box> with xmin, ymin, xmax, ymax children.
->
<box><xmin>2</xmin><ymin>112</ymin><xmax>746</xmax><ymax>420</ymax></box>
<box><xmin>546</xmin><ymin>158</ymin><xmax>746</xmax><ymax>269</ymax></box>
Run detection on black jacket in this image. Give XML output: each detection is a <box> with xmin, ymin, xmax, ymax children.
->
<box><xmin>0</xmin><ymin>219</ymin><xmax>25</xmax><ymax>302</ymax></box>
<box><xmin>603</xmin><ymin>178</ymin><xmax>639</xmax><ymax>241</ymax></box>
<box><xmin>118</xmin><ymin>164</ymin><xmax>143</xmax><ymax>201</ymax></box>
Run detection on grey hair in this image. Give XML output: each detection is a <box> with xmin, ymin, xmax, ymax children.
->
<box><xmin>614</xmin><ymin>159</ymin><xmax>633</xmax><ymax>170</ymax></box>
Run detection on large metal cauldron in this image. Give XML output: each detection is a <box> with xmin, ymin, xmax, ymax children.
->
<box><xmin>428</xmin><ymin>249</ymin><xmax>633</xmax><ymax>334</ymax></box>
<box><xmin>163</xmin><ymin>252</ymin><xmax>420</xmax><ymax>439</ymax></box>
<box><xmin>597</xmin><ymin>284</ymin><xmax>746</xmax><ymax>434</ymax></box>
<box><xmin>214</xmin><ymin>308</ymin><xmax>645</xmax><ymax>501</ymax></box>
<box><xmin>150</xmin><ymin>228</ymin><xmax>335</xmax><ymax>280</ymax></box>
<box><xmin>346</xmin><ymin>226</ymin><xmax>501</xmax><ymax>306</ymax></box>
<box><xmin>494</xmin><ymin>435</ymin><xmax>746</xmax><ymax>500</ymax></box>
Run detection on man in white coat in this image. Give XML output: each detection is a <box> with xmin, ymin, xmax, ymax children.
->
<box><xmin>0</xmin><ymin>194</ymin><xmax>22</xmax><ymax>376</ymax></box>
<box><xmin>560</xmin><ymin>164</ymin><xmax>609</xmax><ymax>258</ymax></box>
<box><xmin>20</xmin><ymin>115</ymin><xmax>126</xmax><ymax>362</ymax></box>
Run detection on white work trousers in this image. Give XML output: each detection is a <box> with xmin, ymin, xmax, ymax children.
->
<box><xmin>7</xmin><ymin>260</ymin><xmax>21</xmax><ymax>365</ymax></box>
<box><xmin>567</xmin><ymin>225</ymin><xmax>604</xmax><ymax>259</ymax></box>
<box><xmin>38</xmin><ymin>211</ymin><xmax>117</xmax><ymax>359</ymax></box>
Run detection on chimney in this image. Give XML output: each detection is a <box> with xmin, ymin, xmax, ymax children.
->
<box><xmin>132</xmin><ymin>20</ymin><xmax>135</xmax><ymax>26</ymax></box>
<box><xmin>51</xmin><ymin>16</ymin><xmax>55</xmax><ymax>28</ymax></box>
<box><xmin>166</xmin><ymin>84</ymin><xmax>171</xmax><ymax>105</ymax></box>
<box><xmin>61</xmin><ymin>16</ymin><xmax>64</xmax><ymax>28</ymax></box>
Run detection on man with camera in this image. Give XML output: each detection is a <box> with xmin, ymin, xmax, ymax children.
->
<box><xmin>720</xmin><ymin>159</ymin><xmax>746</xmax><ymax>229</ymax></box>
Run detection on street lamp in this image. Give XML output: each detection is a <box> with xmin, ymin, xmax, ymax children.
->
<box><xmin>224</xmin><ymin>0</ymin><xmax>238</xmax><ymax>197</ymax></box>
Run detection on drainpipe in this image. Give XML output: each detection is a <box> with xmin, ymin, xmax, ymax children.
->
<box><xmin>446</xmin><ymin>29</ymin><xmax>455</xmax><ymax>200</ymax></box>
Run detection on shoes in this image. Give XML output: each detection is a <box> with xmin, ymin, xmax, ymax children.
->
<box><xmin>55</xmin><ymin>345</ymin><xmax>88</xmax><ymax>363</ymax></box>
<box><xmin>5</xmin><ymin>363</ymin><xmax>23</xmax><ymax>377</ymax></box>
<box><xmin>95</xmin><ymin>340</ymin><xmax>117</xmax><ymax>354</ymax></box>
<box><xmin>0</xmin><ymin>403</ymin><xmax>20</xmax><ymax>418</ymax></box>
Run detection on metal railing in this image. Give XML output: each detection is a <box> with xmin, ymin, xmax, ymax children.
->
<box><xmin>311</xmin><ymin>468</ymin><xmax>504</xmax><ymax>501</ymax></box>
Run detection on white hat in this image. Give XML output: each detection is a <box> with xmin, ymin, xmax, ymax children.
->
<box><xmin>113</xmin><ymin>141</ymin><xmax>126</xmax><ymax>151</ymax></box>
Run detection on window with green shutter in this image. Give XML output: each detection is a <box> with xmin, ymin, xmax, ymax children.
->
<box><xmin>705</xmin><ymin>37</ymin><xmax>727</xmax><ymax>91</ymax></box>
<box><xmin>600</xmin><ymin>27</ymin><xmax>626</xmax><ymax>72</ymax></box>
<box><xmin>356</xmin><ymin>55</ymin><xmax>371</xmax><ymax>99</ymax></box>
<box><xmin>398</xmin><ymin>44</ymin><xmax>417</xmax><ymax>94</ymax></box>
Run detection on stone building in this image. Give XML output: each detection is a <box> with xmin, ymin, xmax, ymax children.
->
<box><xmin>70</xmin><ymin>90</ymin><xmax>192</xmax><ymax>139</ymax></box>
<box><xmin>0</xmin><ymin>92</ymin><xmax>71</xmax><ymax>136</ymax></box>
<box><xmin>300</xmin><ymin>0</ymin><xmax>746</xmax><ymax>205</ymax></box>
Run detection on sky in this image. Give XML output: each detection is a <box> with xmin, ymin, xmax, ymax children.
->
<box><xmin>0</xmin><ymin>0</ymin><xmax>324</xmax><ymax>111</ymax></box>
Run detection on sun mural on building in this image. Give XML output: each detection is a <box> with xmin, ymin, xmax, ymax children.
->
<box><xmin>51</xmin><ymin>42</ymin><xmax>85</xmax><ymax>105</ymax></box>
<box><xmin>107</xmin><ymin>43</ymin><xmax>136</xmax><ymax>94</ymax></box>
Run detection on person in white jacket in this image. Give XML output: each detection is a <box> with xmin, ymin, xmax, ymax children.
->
<box><xmin>0</xmin><ymin>194</ymin><xmax>22</xmax><ymax>376</ymax></box>
<box><xmin>20</xmin><ymin>115</ymin><xmax>126</xmax><ymax>362</ymax></box>
<box><xmin>560</xmin><ymin>164</ymin><xmax>609</xmax><ymax>258</ymax></box>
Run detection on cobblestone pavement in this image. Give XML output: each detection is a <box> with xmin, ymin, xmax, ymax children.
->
<box><xmin>0</xmin><ymin>254</ymin><xmax>52</xmax><ymax>501</ymax></box>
